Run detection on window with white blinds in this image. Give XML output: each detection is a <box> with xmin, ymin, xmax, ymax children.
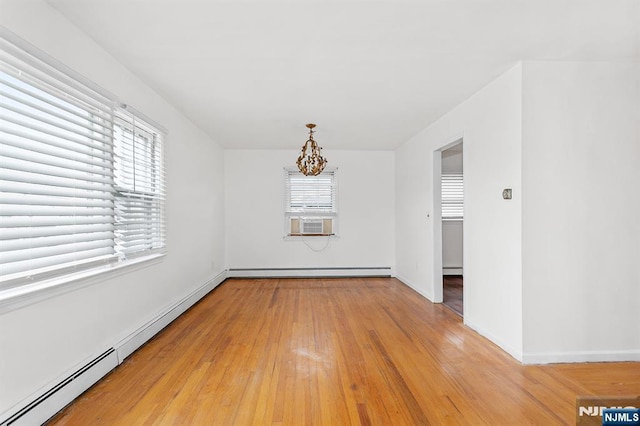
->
<box><xmin>113</xmin><ymin>111</ymin><xmax>165</xmax><ymax>259</ymax></box>
<box><xmin>284</xmin><ymin>169</ymin><xmax>337</xmax><ymax>236</ymax></box>
<box><xmin>0</xmin><ymin>35</ymin><xmax>165</xmax><ymax>290</ymax></box>
<box><xmin>441</xmin><ymin>173</ymin><xmax>464</xmax><ymax>221</ymax></box>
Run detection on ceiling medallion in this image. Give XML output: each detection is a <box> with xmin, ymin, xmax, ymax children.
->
<box><xmin>296</xmin><ymin>123</ymin><xmax>327</xmax><ymax>176</ymax></box>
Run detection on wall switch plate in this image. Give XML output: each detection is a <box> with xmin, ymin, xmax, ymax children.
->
<box><xmin>502</xmin><ymin>188</ymin><xmax>512</xmax><ymax>200</ymax></box>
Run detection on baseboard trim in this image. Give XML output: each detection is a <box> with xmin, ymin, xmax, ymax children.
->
<box><xmin>0</xmin><ymin>270</ymin><xmax>228</xmax><ymax>426</ymax></box>
<box><xmin>463</xmin><ymin>319</ymin><xmax>523</xmax><ymax>363</ymax></box>
<box><xmin>522</xmin><ymin>349</ymin><xmax>640</xmax><ymax>365</ymax></box>
<box><xmin>443</xmin><ymin>267</ymin><xmax>463</xmax><ymax>275</ymax></box>
<box><xmin>227</xmin><ymin>267</ymin><xmax>392</xmax><ymax>279</ymax></box>
<box><xmin>394</xmin><ymin>274</ymin><xmax>434</xmax><ymax>302</ymax></box>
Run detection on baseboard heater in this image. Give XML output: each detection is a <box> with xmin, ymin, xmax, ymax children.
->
<box><xmin>227</xmin><ymin>266</ymin><xmax>393</xmax><ymax>278</ymax></box>
<box><xmin>1</xmin><ymin>349</ymin><xmax>118</xmax><ymax>426</ymax></box>
<box><xmin>0</xmin><ymin>270</ymin><xmax>228</xmax><ymax>426</ymax></box>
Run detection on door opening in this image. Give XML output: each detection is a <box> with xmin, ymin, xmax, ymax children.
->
<box><xmin>439</xmin><ymin>141</ymin><xmax>463</xmax><ymax>316</ymax></box>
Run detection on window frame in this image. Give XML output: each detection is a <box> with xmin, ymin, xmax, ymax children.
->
<box><xmin>112</xmin><ymin>109</ymin><xmax>166</xmax><ymax>261</ymax></box>
<box><xmin>283</xmin><ymin>168</ymin><xmax>338</xmax><ymax>238</ymax></box>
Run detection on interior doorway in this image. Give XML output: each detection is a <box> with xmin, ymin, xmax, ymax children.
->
<box><xmin>440</xmin><ymin>142</ymin><xmax>463</xmax><ymax>316</ymax></box>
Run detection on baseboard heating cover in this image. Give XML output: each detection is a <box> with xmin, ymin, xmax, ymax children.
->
<box><xmin>227</xmin><ymin>266</ymin><xmax>393</xmax><ymax>278</ymax></box>
<box><xmin>0</xmin><ymin>270</ymin><xmax>227</xmax><ymax>426</ymax></box>
<box><xmin>0</xmin><ymin>349</ymin><xmax>118</xmax><ymax>426</ymax></box>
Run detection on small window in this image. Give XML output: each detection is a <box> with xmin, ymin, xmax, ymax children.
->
<box><xmin>284</xmin><ymin>169</ymin><xmax>337</xmax><ymax>236</ymax></box>
<box><xmin>442</xmin><ymin>173</ymin><xmax>463</xmax><ymax>221</ymax></box>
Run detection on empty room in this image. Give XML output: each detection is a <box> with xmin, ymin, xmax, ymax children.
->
<box><xmin>1</xmin><ymin>0</ymin><xmax>639</xmax><ymax>425</ymax></box>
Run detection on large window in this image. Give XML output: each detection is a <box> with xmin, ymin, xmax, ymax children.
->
<box><xmin>0</xmin><ymin>35</ymin><xmax>165</xmax><ymax>291</ymax></box>
<box><xmin>284</xmin><ymin>169</ymin><xmax>337</xmax><ymax>236</ymax></box>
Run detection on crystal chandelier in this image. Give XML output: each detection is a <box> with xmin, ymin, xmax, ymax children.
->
<box><xmin>296</xmin><ymin>123</ymin><xmax>327</xmax><ymax>176</ymax></box>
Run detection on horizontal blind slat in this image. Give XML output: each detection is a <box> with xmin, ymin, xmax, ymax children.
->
<box><xmin>0</xmin><ymin>247</ymin><xmax>115</xmax><ymax>277</ymax></box>
<box><xmin>0</xmin><ymin>99</ymin><xmax>113</xmax><ymax>140</ymax></box>
<box><xmin>0</xmin><ymin>112</ymin><xmax>112</xmax><ymax>154</ymax></box>
<box><xmin>0</xmin><ymin>223</ymin><xmax>115</xmax><ymax>240</ymax></box>
<box><xmin>0</xmin><ymin>142</ymin><xmax>114</xmax><ymax>175</ymax></box>
<box><xmin>0</xmin><ymin>239</ymin><xmax>114</xmax><ymax>265</ymax></box>
<box><xmin>0</xmin><ymin>126</ymin><xmax>114</xmax><ymax>162</ymax></box>
<box><xmin>0</xmin><ymin>230</ymin><xmax>115</xmax><ymax>252</ymax></box>
<box><xmin>0</xmin><ymin>75</ymin><xmax>114</xmax><ymax>130</ymax></box>
<box><xmin>0</xmin><ymin>180</ymin><xmax>115</xmax><ymax>200</ymax></box>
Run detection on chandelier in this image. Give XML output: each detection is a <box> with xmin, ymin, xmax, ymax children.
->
<box><xmin>296</xmin><ymin>123</ymin><xmax>327</xmax><ymax>176</ymax></box>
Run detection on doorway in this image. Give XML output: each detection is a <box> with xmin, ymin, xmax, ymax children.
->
<box><xmin>440</xmin><ymin>142</ymin><xmax>463</xmax><ymax>316</ymax></box>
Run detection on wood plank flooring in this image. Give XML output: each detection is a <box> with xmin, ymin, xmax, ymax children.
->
<box><xmin>442</xmin><ymin>275</ymin><xmax>463</xmax><ymax>316</ymax></box>
<box><xmin>47</xmin><ymin>278</ymin><xmax>639</xmax><ymax>425</ymax></box>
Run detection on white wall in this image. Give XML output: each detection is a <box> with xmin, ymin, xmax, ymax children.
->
<box><xmin>442</xmin><ymin>221</ymin><xmax>463</xmax><ymax>271</ymax></box>
<box><xmin>396</xmin><ymin>60</ymin><xmax>640</xmax><ymax>363</ymax></box>
<box><xmin>225</xmin><ymin>150</ymin><xmax>394</xmax><ymax>270</ymax></box>
<box><xmin>395</xmin><ymin>64</ymin><xmax>523</xmax><ymax>360</ymax></box>
<box><xmin>521</xmin><ymin>61</ymin><xmax>640</xmax><ymax>362</ymax></box>
<box><xmin>0</xmin><ymin>0</ymin><xmax>226</xmax><ymax>415</ymax></box>
<box><xmin>441</xmin><ymin>146</ymin><xmax>463</xmax><ymax>174</ymax></box>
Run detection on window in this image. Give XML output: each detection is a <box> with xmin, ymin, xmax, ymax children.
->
<box><xmin>284</xmin><ymin>168</ymin><xmax>337</xmax><ymax>236</ymax></box>
<box><xmin>113</xmin><ymin>111</ymin><xmax>165</xmax><ymax>259</ymax></box>
<box><xmin>0</xmin><ymin>34</ymin><xmax>165</xmax><ymax>291</ymax></box>
<box><xmin>441</xmin><ymin>173</ymin><xmax>463</xmax><ymax>221</ymax></box>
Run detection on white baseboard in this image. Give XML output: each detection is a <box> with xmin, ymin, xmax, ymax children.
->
<box><xmin>443</xmin><ymin>267</ymin><xmax>463</xmax><ymax>275</ymax></box>
<box><xmin>0</xmin><ymin>349</ymin><xmax>118</xmax><ymax>426</ymax></box>
<box><xmin>227</xmin><ymin>267</ymin><xmax>392</xmax><ymax>279</ymax></box>
<box><xmin>0</xmin><ymin>270</ymin><xmax>228</xmax><ymax>426</ymax></box>
<box><xmin>462</xmin><ymin>319</ymin><xmax>523</xmax><ymax>363</ymax></box>
<box><xmin>115</xmin><ymin>269</ymin><xmax>227</xmax><ymax>362</ymax></box>
<box><xmin>522</xmin><ymin>349</ymin><xmax>640</xmax><ymax>365</ymax></box>
<box><xmin>394</xmin><ymin>274</ymin><xmax>434</xmax><ymax>302</ymax></box>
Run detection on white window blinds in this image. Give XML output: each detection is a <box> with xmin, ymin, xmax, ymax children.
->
<box><xmin>441</xmin><ymin>173</ymin><xmax>464</xmax><ymax>221</ymax></box>
<box><xmin>113</xmin><ymin>111</ymin><xmax>165</xmax><ymax>259</ymax></box>
<box><xmin>284</xmin><ymin>169</ymin><xmax>337</xmax><ymax>216</ymax></box>
<box><xmin>0</xmin><ymin>34</ymin><xmax>165</xmax><ymax>290</ymax></box>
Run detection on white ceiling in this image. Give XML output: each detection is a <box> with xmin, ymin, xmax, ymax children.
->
<box><xmin>47</xmin><ymin>0</ymin><xmax>639</xmax><ymax>151</ymax></box>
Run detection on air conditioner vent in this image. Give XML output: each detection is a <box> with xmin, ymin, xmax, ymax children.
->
<box><xmin>301</xmin><ymin>219</ymin><xmax>323</xmax><ymax>234</ymax></box>
<box><xmin>289</xmin><ymin>218</ymin><xmax>333</xmax><ymax>235</ymax></box>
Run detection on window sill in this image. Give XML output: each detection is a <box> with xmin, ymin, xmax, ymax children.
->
<box><xmin>0</xmin><ymin>253</ymin><xmax>165</xmax><ymax>315</ymax></box>
<box><xmin>287</xmin><ymin>233</ymin><xmax>335</xmax><ymax>237</ymax></box>
<box><xmin>283</xmin><ymin>234</ymin><xmax>339</xmax><ymax>242</ymax></box>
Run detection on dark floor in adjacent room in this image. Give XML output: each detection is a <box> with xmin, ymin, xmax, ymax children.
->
<box><xmin>443</xmin><ymin>275</ymin><xmax>463</xmax><ymax>316</ymax></box>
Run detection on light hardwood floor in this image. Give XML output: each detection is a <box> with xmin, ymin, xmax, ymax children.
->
<box><xmin>48</xmin><ymin>278</ymin><xmax>639</xmax><ymax>425</ymax></box>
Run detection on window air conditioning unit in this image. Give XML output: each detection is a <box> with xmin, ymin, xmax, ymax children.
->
<box><xmin>290</xmin><ymin>218</ymin><xmax>333</xmax><ymax>235</ymax></box>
